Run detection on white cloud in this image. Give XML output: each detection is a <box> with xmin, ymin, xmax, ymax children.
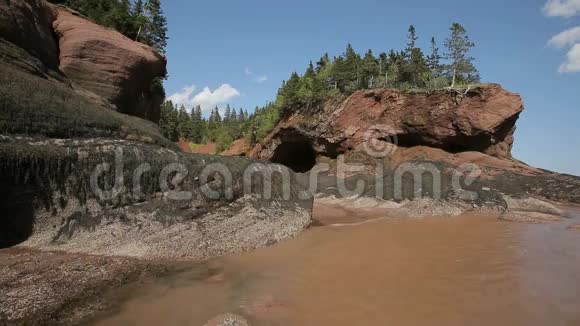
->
<box><xmin>544</xmin><ymin>0</ymin><xmax>580</xmax><ymax>17</ymax></box>
<box><xmin>166</xmin><ymin>85</ymin><xmax>196</xmax><ymax>108</ymax></box>
<box><xmin>548</xmin><ymin>26</ymin><xmax>580</xmax><ymax>47</ymax></box>
<box><xmin>244</xmin><ymin>67</ymin><xmax>268</xmax><ymax>83</ymax></box>
<box><xmin>559</xmin><ymin>43</ymin><xmax>580</xmax><ymax>72</ymax></box>
<box><xmin>167</xmin><ymin>84</ymin><xmax>240</xmax><ymax>112</ymax></box>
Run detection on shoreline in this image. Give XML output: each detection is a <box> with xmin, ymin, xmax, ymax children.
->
<box><xmin>2</xmin><ymin>201</ymin><xmax>579</xmax><ymax>325</ymax></box>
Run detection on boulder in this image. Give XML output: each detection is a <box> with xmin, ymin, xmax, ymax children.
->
<box><xmin>52</xmin><ymin>7</ymin><xmax>167</xmax><ymax>123</ymax></box>
<box><xmin>0</xmin><ymin>0</ymin><xmax>59</xmax><ymax>69</ymax></box>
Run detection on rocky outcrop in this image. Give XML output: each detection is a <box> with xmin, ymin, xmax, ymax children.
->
<box><xmin>0</xmin><ymin>4</ymin><xmax>312</xmax><ymax>322</ymax></box>
<box><xmin>1</xmin><ymin>137</ymin><xmax>311</xmax><ymax>260</ymax></box>
<box><xmin>0</xmin><ymin>0</ymin><xmax>167</xmax><ymax>123</ymax></box>
<box><xmin>53</xmin><ymin>7</ymin><xmax>167</xmax><ymax>123</ymax></box>
<box><xmin>0</xmin><ymin>0</ymin><xmax>312</xmax><ymax>259</ymax></box>
<box><xmin>252</xmin><ymin>85</ymin><xmax>522</xmax><ymax>165</ymax></box>
<box><xmin>249</xmin><ymin>84</ymin><xmax>580</xmax><ymax>208</ymax></box>
<box><xmin>0</xmin><ymin>0</ymin><xmax>59</xmax><ymax>69</ymax></box>
<box><xmin>0</xmin><ymin>59</ymin><xmax>312</xmax><ymax>258</ymax></box>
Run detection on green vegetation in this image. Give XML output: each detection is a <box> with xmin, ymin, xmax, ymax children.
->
<box><xmin>0</xmin><ymin>50</ymin><xmax>173</xmax><ymax>148</ymax></box>
<box><xmin>47</xmin><ymin>0</ymin><xmax>168</xmax><ymax>52</ymax></box>
<box><xmin>159</xmin><ymin>102</ymin><xmax>251</xmax><ymax>152</ymax></box>
<box><xmin>273</xmin><ymin>22</ymin><xmax>480</xmax><ymax>115</ymax></box>
<box><xmin>161</xmin><ymin>22</ymin><xmax>480</xmax><ymax>150</ymax></box>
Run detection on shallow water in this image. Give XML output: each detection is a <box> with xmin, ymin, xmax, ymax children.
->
<box><xmin>94</xmin><ymin>207</ymin><xmax>580</xmax><ymax>326</ymax></box>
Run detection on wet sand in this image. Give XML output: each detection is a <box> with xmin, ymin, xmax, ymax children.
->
<box><xmin>91</xmin><ymin>205</ymin><xmax>580</xmax><ymax>326</ymax></box>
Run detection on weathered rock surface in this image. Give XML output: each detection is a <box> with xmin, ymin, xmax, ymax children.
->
<box><xmin>0</xmin><ymin>248</ymin><xmax>170</xmax><ymax>325</ymax></box>
<box><xmin>252</xmin><ymin>85</ymin><xmax>523</xmax><ymax>164</ymax></box>
<box><xmin>0</xmin><ymin>6</ymin><xmax>313</xmax><ymax>322</ymax></box>
<box><xmin>53</xmin><ymin>7</ymin><xmax>167</xmax><ymax>123</ymax></box>
<box><xmin>248</xmin><ymin>84</ymin><xmax>580</xmax><ymax>208</ymax></box>
<box><xmin>0</xmin><ymin>135</ymin><xmax>312</xmax><ymax>260</ymax></box>
<box><xmin>0</xmin><ymin>0</ymin><xmax>167</xmax><ymax>123</ymax></box>
<box><xmin>0</xmin><ymin>0</ymin><xmax>58</xmax><ymax>69</ymax></box>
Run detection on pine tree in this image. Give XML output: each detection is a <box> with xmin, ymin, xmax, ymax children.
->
<box><xmin>159</xmin><ymin>101</ymin><xmax>179</xmax><ymax>141</ymax></box>
<box><xmin>444</xmin><ymin>23</ymin><xmax>478</xmax><ymax>87</ymax></box>
<box><xmin>405</xmin><ymin>25</ymin><xmax>418</xmax><ymax>62</ymax></box>
<box><xmin>403</xmin><ymin>25</ymin><xmax>429</xmax><ymax>86</ymax></box>
<box><xmin>140</xmin><ymin>0</ymin><xmax>168</xmax><ymax>52</ymax></box>
<box><xmin>361</xmin><ymin>49</ymin><xmax>379</xmax><ymax>89</ymax></box>
<box><xmin>281</xmin><ymin>72</ymin><xmax>301</xmax><ymax>110</ymax></box>
<box><xmin>332</xmin><ymin>44</ymin><xmax>361</xmax><ymax>92</ymax></box>
<box><xmin>427</xmin><ymin>37</ymin><xmax>442</xmax><ymax>77</ymax></box>
<box><xmin>177</xmin><ymin>105</ymin><xmax>191</xmax><ymax>139</ymax></box>
<box><xmin>315</xmin><ymin>53</ymin><xmax>330</xmax><ymax>74</ymax></box>
<box><xmin>224</xmin><ymin>105</ymin><xmax>232</xmax><ymax>124</ymax></box>
<box><xmin>190</xmin><ymin>105</ymin><xmax>203</xmax><ymax>143</ymax></box>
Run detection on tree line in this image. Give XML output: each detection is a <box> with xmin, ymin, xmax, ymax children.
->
<box><xmin>274</xmin><ymin>22</ymin><xmax>479</xmax><ymax>115</ymax></box>
<box><xmin>162</xmin><ymin>23</ymin><xmax>479</xmax><ymax>152</ymax></box>
<box><xmin>159</xmin><ymin>101</ymin><xmax>255</xmax><ymax>152</ymax></box>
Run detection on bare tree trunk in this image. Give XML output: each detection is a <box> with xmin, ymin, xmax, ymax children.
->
<box><xmin>135</xmin><ymin>25</ymin><xmax>142</xmax><ymax>42</ymax></box>
<box><xmin>135</xmin><ymin>0</ymin><xmax>150</xmax><ymax>42</ymax></box>
<box><xmin>451</xmin><ymin>65</ymin><xmax>457</xmax><ymax>87</ymax></box>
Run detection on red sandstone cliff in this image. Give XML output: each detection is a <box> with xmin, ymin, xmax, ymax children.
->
<box><xmin>247</xmin><ymin>85</ymin><xmax>528</xmax><ymax>173</ymax></box>
<box><xmin>0</xmin><ymin>0</ymin><xmax>166</xmax><ymax>123</ymax></box>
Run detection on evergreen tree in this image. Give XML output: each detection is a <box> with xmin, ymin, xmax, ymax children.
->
<box><xmin>136</xmin><ymin>0</ymin><xmax>169</xmax><ymax>52</ymax></box>
<box><xmin>427</xmin><ymin>37</ymin><xmax>442</xmax><ymax>77</ymax></box>
<box><xmin>280</xmin><ymin>72</ymin><xmax>301</xmax><ymax>111</ymax></box>
<box><xmin>405</xmin><ymin>25</ymin><xmax>418</xmax><ymax>62</ymax></box>
<box><xmin>315</xmin><ymin>53</ymin><xmax>331</xmax><ymax>74</ymax></box>
<box><xmin>403</xmin><ymin>25</ymin><xmax>429</xmax><ymax>86</ymax></box>
<box><xmin>191</xmin><ymin>105</ymin><xmax>203</xmax><ymax>143</ymax></box>
<box><xmin>159</xmin><ymin>101</ymin><xmax>178</xmax><ymax>141</ymax></box>
<box><xmin>378</xmin><ymin>52</ymin><xmax>389</xmax><ymax>85</ymax></box>
<box><xmin>177</xmin><ymin>105</ymin><xmax>192</xmax><ymax>139</ymax></box>
<box><xmin>444</xmin><ymin>23</ymin><xmax>478</xmax><ymax>87</ymax></box>
<box><xmin>361</xmin><ymin>49</ymin><xmax>379</xmax><ymax>89</ymax></box>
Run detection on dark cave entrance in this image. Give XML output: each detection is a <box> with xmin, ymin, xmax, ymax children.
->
<box><xmin>0</xmin><ymin>181</ymin><xmax>35</xmax><ymax>249</ymax></box>
<box><xmin>271</xmin><ymin>141</ymin><xmax>317</xmax><ymax>173</ymax></box>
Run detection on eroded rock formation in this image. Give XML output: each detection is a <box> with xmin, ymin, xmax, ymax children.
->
<box><xmin>53</xmin><ymin>7</ymin><xmax>167</xmax><ymax>122</ymax></box>
<box><xmin>246</xmin><ymin>84</ymin><xmax>580</xmax><ymax>207</ymax></box>
<box><xmin>252</xmin><ymin>85</ymin><xmax>523</xmax><ymax>165</ymax></box>
<box><xmin>0</xmin><ymin>0</ymin><xmax>312</xmax><ymax>258</ymax></box>
<box><xmin>0</xmin><ymin>0</ymin><xmax>167</xmax><ymax>123</ymax></box>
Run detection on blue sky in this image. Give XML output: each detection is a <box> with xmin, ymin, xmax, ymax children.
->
<box><xmin>162</xmin><ymin>0</ymin><xmax>580</xmax><ymax>175</ymax></box>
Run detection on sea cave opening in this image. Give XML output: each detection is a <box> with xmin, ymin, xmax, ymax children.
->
<box><xmin>0</xmin><ymin>184</ymin><xmax>35</xmax><ymax>249</ymax></box>
<box><xmin>270</xmin><ymin>141</ymin><xmax>317</xmax><ymax>173</ymax></box>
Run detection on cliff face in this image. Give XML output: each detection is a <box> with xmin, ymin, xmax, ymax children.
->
<box><xmin>0</xmin><ymin>0</ymin><xmax>166</xmax><ymax>123</ymax></box>
<box><xmin>252</xmin><ymin>85</ymin><xmax>523</xmax><ymax>166</ymax></box>
<box><xmin>0</xmin><ymin>0</ymin><xmax>312</xmax><ymax>258</ymax></box>
<box><xmin>247</xmin><ymin>84</ymin><xmax>580</xmax><ymax>204</ymax></box>
<box><xmin>53</xmin><ymin>7</ymin><xmax>167</xmax><ymax>123</ymax></box>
